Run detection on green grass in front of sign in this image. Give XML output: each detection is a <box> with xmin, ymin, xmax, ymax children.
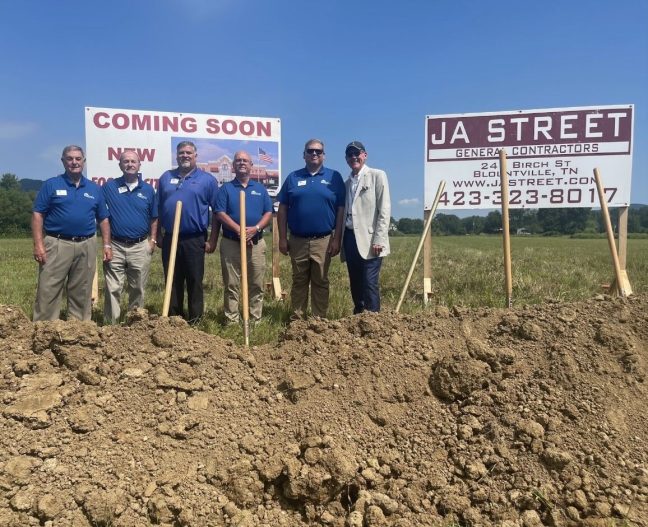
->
<box><xmin>1</xmin><ymin>235</ymin><xmax>646</xmax><ymax>345</ymax></box>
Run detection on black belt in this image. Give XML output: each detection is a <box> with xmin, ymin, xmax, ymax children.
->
<box><xmin>163</xmin><ymin>231</ymin><xmax>207</xmax><ymax>240</ymax></box>
<box><xmin>293</xmin><ymin>232</ymin><xmax>331</xmax><ymax>240</ymax></box>
<box><xmin>223</xmin><ymin>231</ymin><xmax>262</xmax><ymax>245</ymax></box>
<box><xmin>113</xmin><ymin>235</ymin><xmax>148</xmax><ymax>245</ymax></box>
<box><xmin>46</xmin><ymin>232</ymin><xmax>92</xmax><ymax>242</ymax></box>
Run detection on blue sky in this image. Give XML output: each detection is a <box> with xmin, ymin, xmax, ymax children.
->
<box><xmin>1</xmin><ymin>0</ymin><xmax>646</xmax><ymax>219</ymax></box>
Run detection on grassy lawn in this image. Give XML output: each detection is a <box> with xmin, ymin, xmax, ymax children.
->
<box><xmin>1</xmin><ymin>235</ymin><xmax>646</xmax><ymax>345</ymax></box>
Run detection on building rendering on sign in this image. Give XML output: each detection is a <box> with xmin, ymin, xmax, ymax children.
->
<box><xmin>198</xmin><ymin>155</ymin><xmax>280</xmax><ymax>196</ymax></box>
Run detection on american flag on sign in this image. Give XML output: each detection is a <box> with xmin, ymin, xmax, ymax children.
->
<box><xmin>258</xmin><ymin>147</ymin><xmax>273</xmax><ymax>164</ymax></box>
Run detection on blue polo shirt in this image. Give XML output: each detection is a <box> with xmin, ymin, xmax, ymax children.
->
<box><xmin>103</xmin><ymin>175</ymin><xmax>158</xmax><ymax>239</ymax></box>
<box><xmin>33</xmin><ymin>174</ymin><xmax>109</xmax><ymax>237</ymax></box>
<box><xmin>215</xmin><ymin>178</ymin><xmax>272</xmax><ymax>238</ymax></box>
<box><xmin>158</xmin><ymin>168</ymin><xmax>218</xmax><ymax>235</ymax></box>
<box><xmin>277</xmin><ymin>166</ymin><xmax>345</xmax><ymax>237</ymax></box>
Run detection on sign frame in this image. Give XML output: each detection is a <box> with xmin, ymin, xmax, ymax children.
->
<box><xmin>424</xmin><ymin>104</ymin><xmax>634</xmax><ymax>210</ymax></box>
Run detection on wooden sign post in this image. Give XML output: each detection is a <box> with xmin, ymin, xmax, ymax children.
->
<box><xmin>396</xmin><ymin>180</ymin><xmax>445</xmax><ymax>313</ymax></box>
<box><xmin>271</xmin><ymin>213</ymin><xmax>283</xmax><ymax>300</ymax></box>
<box><xmin>91</xmin><ymin>269</ymin><xmax>99</xmax><ymax>306</ymax></box>
<box><xmin>499</xmin><ymin>149</ymin><xmax>513</xmax><ymax>308</ymax></box>
<box><xmin>422</xmin><ymin>209</ymin><xmax>433</xmax><ymax>304</ymax></box>
<box><xmin>594</xmin><ymin>168</ymin><xmax>632</xmax><ymax>297</ymax></box>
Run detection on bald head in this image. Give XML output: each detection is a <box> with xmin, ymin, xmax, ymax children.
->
<box><xmin>232</xmin><ymin>150</ymin><xmax>253</xmax><ymax>180</ymax></box>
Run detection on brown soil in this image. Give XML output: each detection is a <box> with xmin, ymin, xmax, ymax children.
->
<box><xmin>1</xmin><ymin>295</ymin><xmax>647</xmax><ymax>526</ymax></box>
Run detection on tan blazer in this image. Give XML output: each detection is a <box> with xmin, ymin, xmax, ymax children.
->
<box><xmin>341</xmin><ymin>165</ymin><xmax>391</xmax><ymax>261</ymax></box>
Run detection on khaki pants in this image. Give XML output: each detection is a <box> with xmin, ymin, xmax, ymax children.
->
<box><xmin>103</xmin><ymin>239</ymin><xmax>152</xmax><ymax>324</ymax></box>
<box><xmin>220</xmin><ymin>237</ymin><xmax>266</xmax><ymax>323</ymax></box>
<box><xmin>288</xmin><ymin>234</ymin><xmax>331</xmax><ymax>319</ymax></box>
<box><xmin>34</xmin><ymin>235</ymin><xmax>97</xmax><ymax>321</ymax></box>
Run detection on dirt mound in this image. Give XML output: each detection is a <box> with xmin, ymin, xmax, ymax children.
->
<box><xmin>0</xmin><ymin>296</ymin><xmax>647</xmax><ymax>526</ymax></box>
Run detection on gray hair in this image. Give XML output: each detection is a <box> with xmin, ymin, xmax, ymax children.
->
<box><xmin>61</xmin><ymin>145</ymin><xmax>85</xmax><ymax>158</ymax></box>
<box><xmin>176</xmin><ymin>141</ymin><xmax>197</xmax><ymax>152</ymax></box>
<box><xmin>304</xmin><ymin>138</ymin><xmax>324</xmax><ymax>152</ymax></box>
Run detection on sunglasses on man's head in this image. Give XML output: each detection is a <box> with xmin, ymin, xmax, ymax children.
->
<box><xmin>305</xmin><ymin>148</ymin><xmax>324</xmax><ymax>156</ymax></box>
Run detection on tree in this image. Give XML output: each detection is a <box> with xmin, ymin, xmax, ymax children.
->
<box><xmin>0</xmin><ymin>173</ymin><xmax>20</xmax><ymax>191</ymax></box>
<box><xmin>627</xmin><ymin>210</ymin><xmax>642</xmax><ymax>233</ymax></box>
<box><xmin>396</xmin><ymin>218</ymin><xmax>424</xmax><ymax>234</ymax></box>
<box><xmin>537</xmin><ymin>208</ymin><xmax>562</xmax><ymax>234</ymax></box>
<box><xmin>434</xmin><ymin>213</ymin><xmax>464</xmax><ymax>235</ymax></box>
<box><xmin>538</xmin><ymin>208</ymin><xmax>591</xmax><ymax>235</ymax></box>
<box><xmin>637</xmin><ymin>206</ymin><xmax>648</xmax><ymax>232</ymax></box>
<box><xmin>0</xmin><ymin>184</ymin><xmax>32</xmax><ymax>233</ymax></box>
<box><xmin>461</xmin><ymin>215</ymin><xmax>486</xmax><ymax>234</ymax></box>
<box><xmin>484</xmin><ymin>211</ymin><xmax>502</xmax><ymax>233</ymax></box>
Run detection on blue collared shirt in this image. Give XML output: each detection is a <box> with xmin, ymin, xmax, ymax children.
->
<box><xmin>158</xmin><ymin>168</ymin><xmax>218</xmax><ymax>235</ymax></box>
<box><xmin>215</xmin><ymin>178</ymin><xmax>272</xmax><ymax>238</ymax></box>
<box><xmin>103</xmin><ymin>175</ymin><xmax>158</xmax><ymax>239</ymax></box>
<box><xmin>33</xmin><ymin>174</ymin><xmax>109</xmax><ymax>237</ymax></box>
<box><xmin>277</xmin><ymin>166</ymin><xmax>345</xmax><ymax>236</ymax></box>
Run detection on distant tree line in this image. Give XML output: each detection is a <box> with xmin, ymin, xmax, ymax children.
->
<box><xmin>391</xmin><ymin>206</ymin><xmax>648</xmax><ymax>236</ymax></box>
<box><xmin>2</xmin><ymin>173</ymin><xmax>648</xmax><ymax>237</ymax></box>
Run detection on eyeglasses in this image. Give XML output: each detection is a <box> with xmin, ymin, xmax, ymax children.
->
<box><xmin>305</xmin><ymin>149</ymin><xmax>324</xmax><ymax>156</ymax></box>
<box><xmin>345</xmin><ymin>150</ymin><xmax>363</xmax><ymax>158</ymax></box>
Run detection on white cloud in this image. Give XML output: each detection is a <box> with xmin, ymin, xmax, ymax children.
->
<box><xmin>398</xmin><ymin>198</ymin><xmax>420</xmax><ymax>207</ymax></box>
<box><xmin>0</xmin><ymin>121</ymin><xmax>38</xmax><ymax>140</ymax></box>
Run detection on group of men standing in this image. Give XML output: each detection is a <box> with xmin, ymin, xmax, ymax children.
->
<box><xmin>31</xmin><ymin>138</ymin><xmax>390</xmax><ymax>324</ymax></box>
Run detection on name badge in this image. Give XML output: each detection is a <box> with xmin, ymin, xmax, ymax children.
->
<box><xmin>297</xmin><ymin>180</ymin><xmax>307</xmax><ymax>187</ymax></box>
<box><xmin>170</xmin><ymin>178</ymin><xmax>179</xmax><ymax>185</ymax></box>
<box><xmin>56</xmin><ymin>189</ymin><xmax>67</xmax><ymax>196</ymax></box>
<box><xmin>118</xmin><ymin>186</ymin><xmax>128</xmax><ymax>194</ymax></box>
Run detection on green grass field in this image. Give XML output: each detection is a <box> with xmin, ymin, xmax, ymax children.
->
<box><xmin>1</xmin><ymin>235</ymin><xmax>646</xmax><ymax>345</ymax></box>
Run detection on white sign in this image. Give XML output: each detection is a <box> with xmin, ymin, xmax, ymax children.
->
<box><xmin>424</xmin><ymin>105</ymin><xmax>634</xmax><ymax>210</ymax></box>
<box><xmin>85</xmin><ymin>107</ymin><xmax>281</xmax><ymax>195</ymax></box>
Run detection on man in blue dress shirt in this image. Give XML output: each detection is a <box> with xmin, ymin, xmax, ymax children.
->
<box><xmin>156</xmin><ymin>141</ymin><xmax>220</xmax><ymax>323</ymax></box>
<box><xmin>102</xmin><ymin>150</ymin><xmax>158</xmax><ymax>323</ymax></box>
<box><xmin>215</xmin><ymin>150</ymin><xmax>273</xmax><ymax>324</ymax></box>
<box><xmin>31</xmin><ymin>145</ymin><xmax>112</xmax><ymax>321</ymax></box>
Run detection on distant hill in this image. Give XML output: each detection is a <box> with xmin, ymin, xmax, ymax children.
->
<box><xmin>20</xmin><ymin>179</ymin><xmax>43</xmax><ymax>192</ymax></box>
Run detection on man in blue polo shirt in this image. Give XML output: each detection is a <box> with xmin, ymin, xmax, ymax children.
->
<box><xmin>215</xmin><ymin>150</ymin><xmax>273</xmax><ymax>324</ymax></box>
<box><xmin>156</xmin><ymin>141</ymin><xmax>220</xmax><ymax>324</ymax></box>
<box><xmin>277</xmin><ymin>138</ymin><xmax>345</xmax><ymax>319</ymax></box>
<box><xmin>32</xmin><ymin>145</ymin><xmax>112</xmax><ymax>321</ymax></box>
<box><xmin>102</xmin><ymin>150</ymin><xmax>158</xmax><ymax>324</ymax></box>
